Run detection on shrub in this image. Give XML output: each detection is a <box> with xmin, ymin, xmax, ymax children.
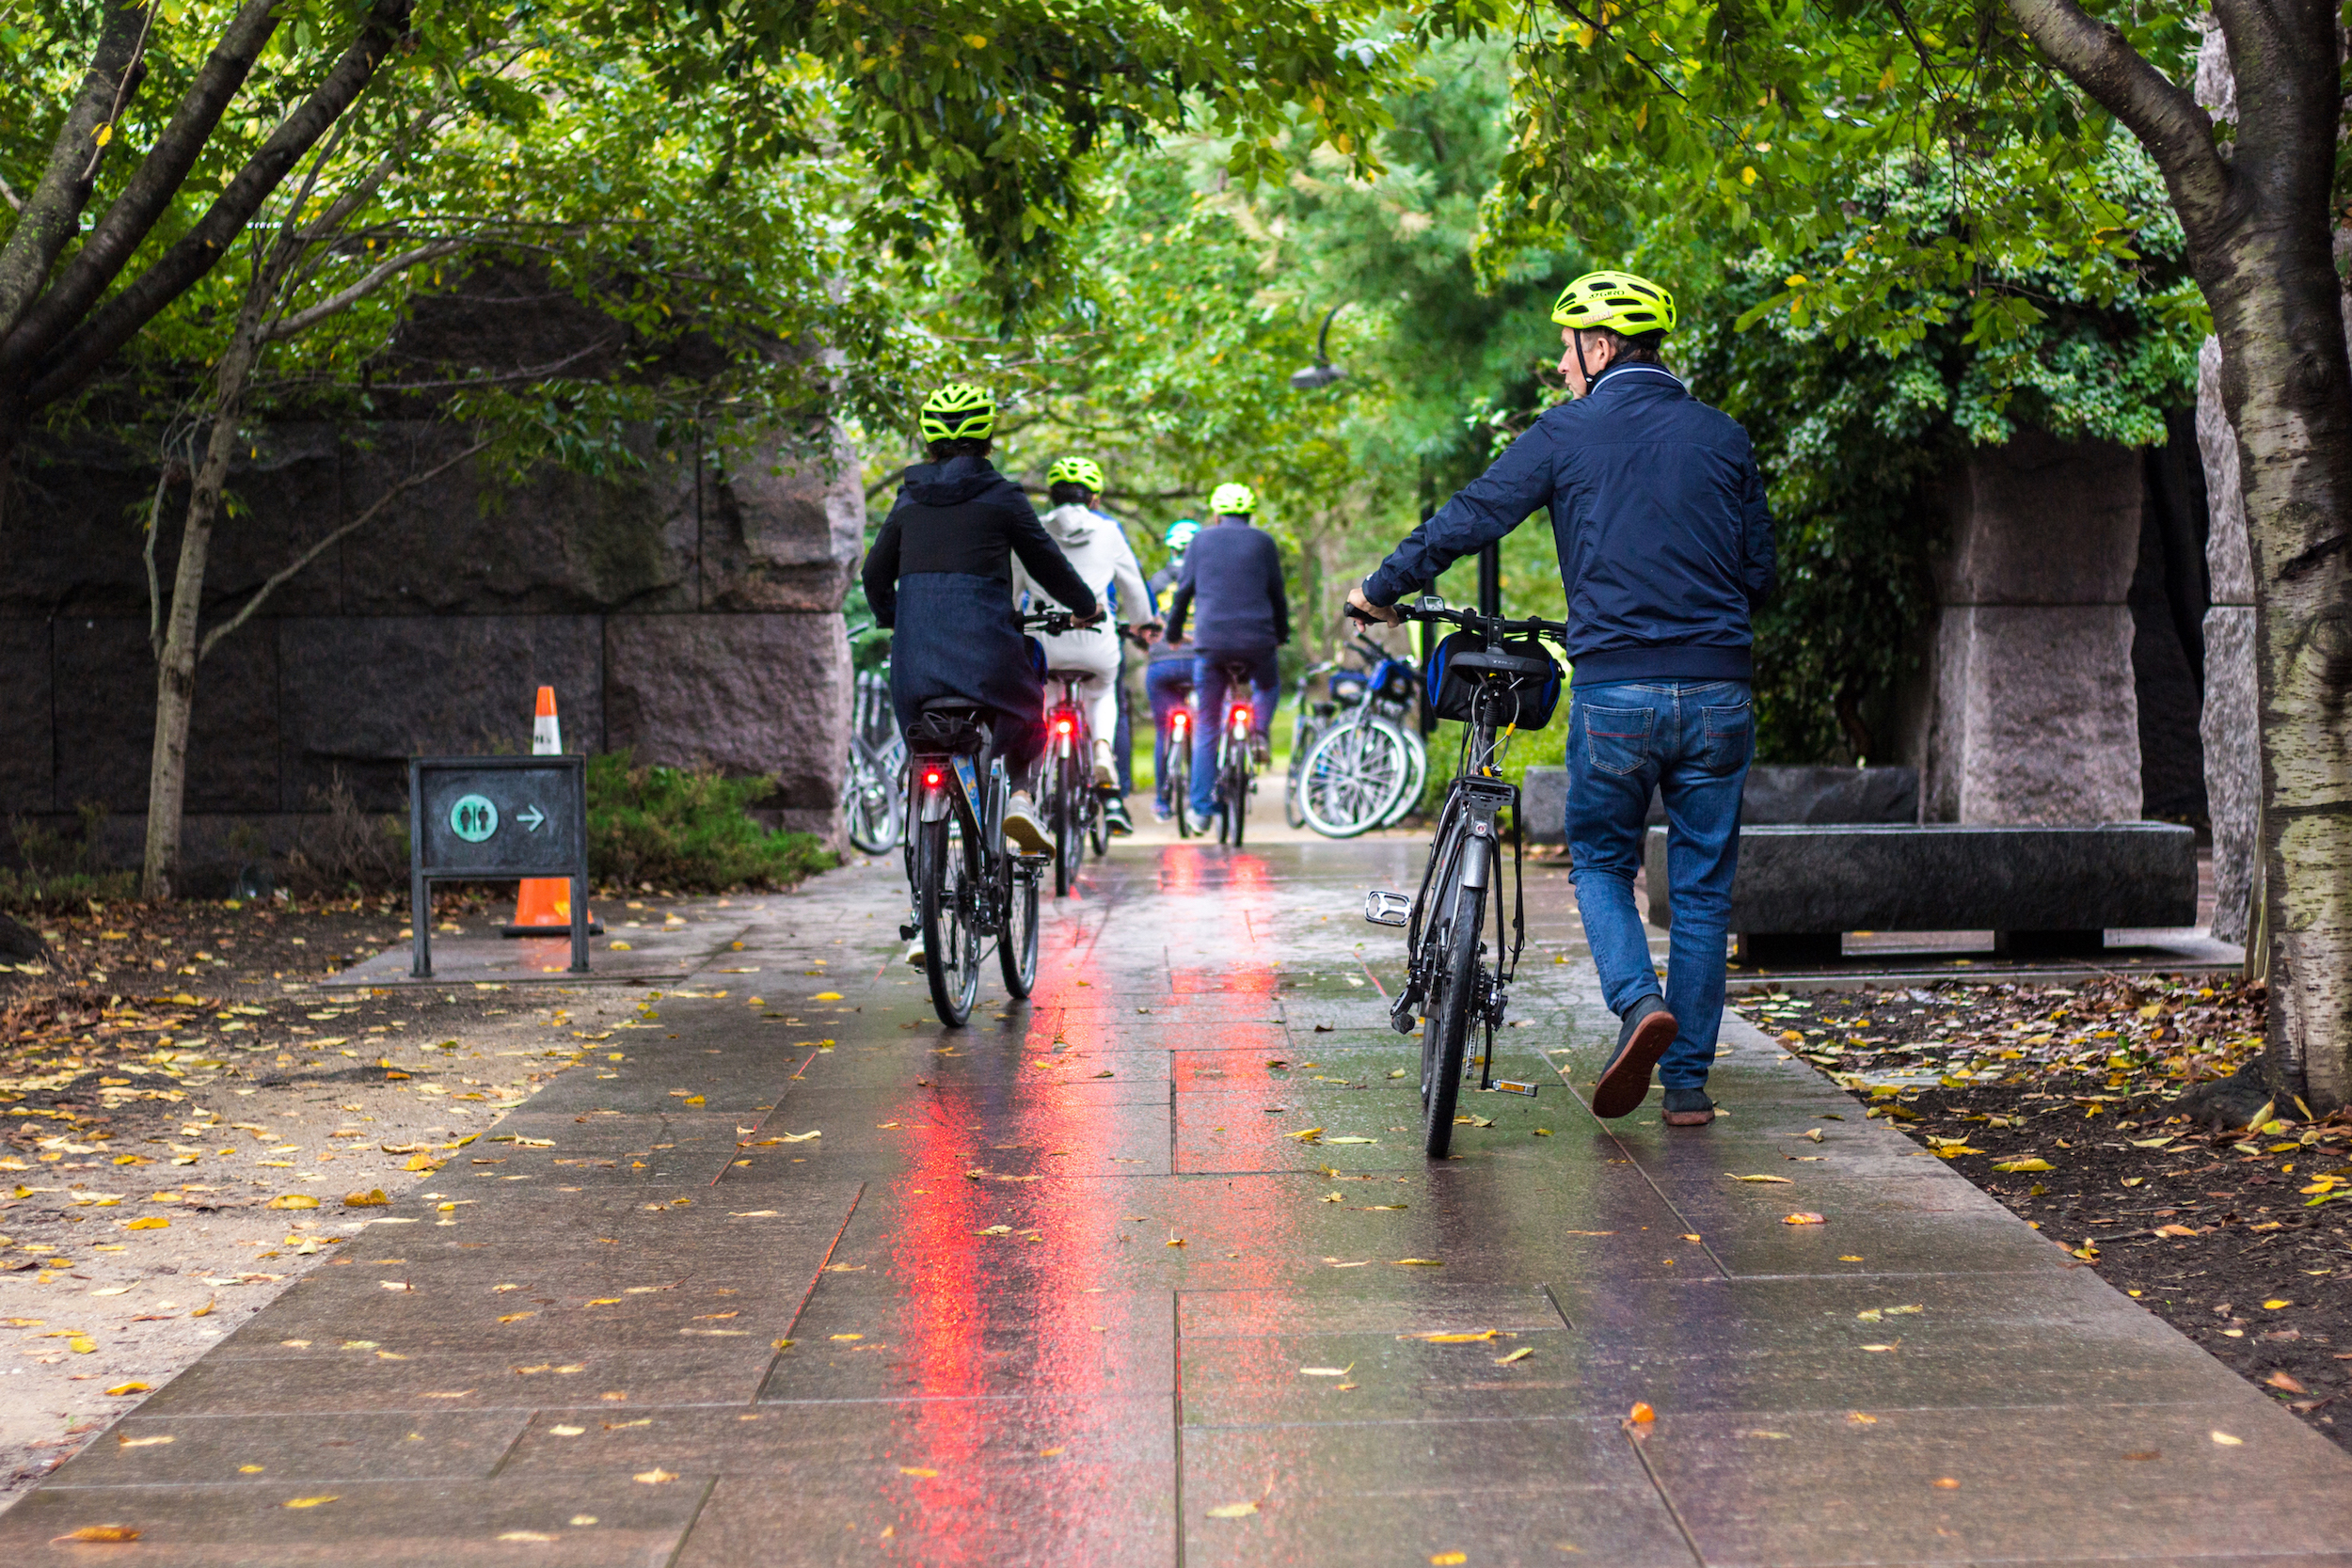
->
<box><xmin>0</xmin><ymin>803</ymin><xmax>137</xmax><ymax>911</ymax></box>
<box><xmin>282</xmin><ymin>771</ymin><xmax>409</xmax><ymax>897</ymax></box>
<box><xmin>588</xmin><ymin>752</ymin><xmax>835</xmax><ymax>892</ymax></box>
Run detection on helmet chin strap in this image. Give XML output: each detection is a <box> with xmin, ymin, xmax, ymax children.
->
<box><xmin>1573</xmin><ymin>329</ymin><xmax>1600</xmax><ymax>395</ymax></box>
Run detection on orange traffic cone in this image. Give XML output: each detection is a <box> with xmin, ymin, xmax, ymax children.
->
<box><xmin>501</xmin><ymin>686</ymin><xmax>603</xmax><ymax>938</ymax></box>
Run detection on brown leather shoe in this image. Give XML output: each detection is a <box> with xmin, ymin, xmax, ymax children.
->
<box><xmin>1593</xmin><ymin>998</ymin><xmax>1677</xmax><ymax>1118</ymax></box>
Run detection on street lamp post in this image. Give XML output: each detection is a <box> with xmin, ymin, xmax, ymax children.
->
<box><xmin>1288</xmin><ymin>304</ymin><xmax>1349</xmax><ymax>391</ymax></box>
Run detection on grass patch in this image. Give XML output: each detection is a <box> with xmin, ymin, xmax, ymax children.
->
<box><xmin>588</xmin><ymin>752</ymin><xmax>836</xmax><ymax>893</ymax></box>
<box><xmin>2</xmin><ymin>805</ymin><xmax>138</xmax><ymax>912</ymax></box>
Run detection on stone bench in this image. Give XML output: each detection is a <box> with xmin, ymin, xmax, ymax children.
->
<box><xmin>1520</xmin><ymin>765</ymin><xmax>1917</xmax><ymax>844</ymax></box>
<box><xmin>1639</xmin><ymin>822</ymin><xmax>2200</xmax><ymax>962</ymax></box>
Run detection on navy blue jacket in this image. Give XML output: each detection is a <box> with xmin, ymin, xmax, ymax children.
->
<box><xmin>1363</xmin><ymin>362</ymin><xmax>1775</xmax><ymax>684</ymax></box>
<box><xmin>1165</xmin><ymin>519</ymin><xmax>1289</xmax><ymax>653</ymax></box>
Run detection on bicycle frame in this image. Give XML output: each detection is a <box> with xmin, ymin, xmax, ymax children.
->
<box><xmin>908</xmin><ymin>746</ymin><xmax>1005</xmax><ymax>937</ymax></box>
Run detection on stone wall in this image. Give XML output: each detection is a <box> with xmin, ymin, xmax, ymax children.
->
<box><xmin>0</xmin><ymin>419</ymin><xmax>861</xmax><ymax>879</ymax></box>
<box><xmin>1900</xmin><ymin>430</ymin><xmax>2149</xmax><ymax>824</ymax></box>
<box><xmin>2198</xmin><ymin>337</ymin><xmax>2261</xmax><ymax>942</ymax></box>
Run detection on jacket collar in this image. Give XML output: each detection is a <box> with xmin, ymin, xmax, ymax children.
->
<box><xmin>1586</xmin><ymin>360</ymin><xmax>1686</xmax><ymax>397</ymax></box>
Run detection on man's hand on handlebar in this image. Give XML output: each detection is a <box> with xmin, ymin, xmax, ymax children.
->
<box><xmin>1345</xmin><ymin>583</ymin><xmax>1402</xmax><ymax>626</ymax></box>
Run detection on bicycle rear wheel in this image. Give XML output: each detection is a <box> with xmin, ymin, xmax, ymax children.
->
<box><xmin>1052</xmin><ymin>754</ymin><xmax>1080</xmax><ymax>896</ymax></box>
<box><xmin>997</xmin><ymin>862</ymin><xmax>1039</xmax><ymax>997</ymax></box>
<box><xmin>918</xmin><ymin>817</ymin><xmax>980</xmax><ymax>1026</ymax></box>
<box><xmin>1168</xmin><ymin>740</ymin><xmax>1193</xmax><ymax>838</ymax></box>
<box><xmin>1229</xmin><ymin>755</ymin><xmax>1248</xmax><ymax>847</ymax></box>
<box><xmin>1420</xmin><ymin>879</ymin><xmax>1486</xmax><ymax>1158</ymax></box>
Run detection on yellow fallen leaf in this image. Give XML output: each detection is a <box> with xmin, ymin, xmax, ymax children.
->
<box><xmin>1206</xmin><ymin>1501</ymin><xmax>1259</xmax><ymax>1519</ymax></box>
<box><xmin>498</xmin><ymin>1532</ymin><xmax>561</xmax><ymax>1543</ymax></box>
<box><xmin>1494</xmin><ymin>1346</ymin><xmax>1534</xmax><ymax>1365</ymax></box>
<box><xmin>497</xmin><ymin>1312</ymin><xmax>536</xmax><ymax>1323</ymax></box>
<box><xmin>70</xmin><ymin>1337</ymin><xmax>96</xmax><ymax>1354</ymax></box>
<box><xmin>1285</xmin><ymin>1127</ymin><xmax>1325</xmax><ymax>1142</ymax></box>
<box><xmin>2264</xmin><ymin>1299</ymin><xmax>2293</xmax><ymax>1309</ymax></box>
<box><xmin>119</xmin><ymin>1434</ymin><xmax>172</xmax><ymax>1448</ymax></box>
<box><xmin>899</xmin><ymin>1466</ymin><xmax>940</xmax><ymax>1477</ymax></box>
<box><xmin>1629</xmin><ymin>1402</ymin><xmax>1656</xmax><ymax>1423</ymax></box>
<box><xmin>1325</xmin><ymin>1135</ymin><xmax>1378</xmax><ymax>1145</ymax></box>
<box><xmin>1783</xmin><ymin>1212</ymin><xmax>1826</xmax><ymax>1226</ymax></box>
<box><xmin>812</xmin><ymin>991</ymin><xmax>843</xmax><ymax>1000</ymax></box>
<box><xmin>830</xmin><ymin>1333</ymin><xmax>864</xmax><ymax>1341</ymax></box>
<box><xmin>2155</xmin><ymin>1223</ymin><xmax>2199</xmax><ymax>1237</ymax></box>
<box><xmin>403</xmin><ymin>1154</ymin><xmax>437</xmax><ymax>1172</ymax></box>
<box><xmin>52</xmin><ymin>1527</ymin><xmax>142</xmax><ymax>1543</ymax></box>
<box><xmin>2211</xmin><ymin>1431</ymin><xmax>2244</xmax><ymax>1446</ymax></box>
<box><xmin>104</xmin><ymin>1382</ymin><xmax>149</xmax><ymax>1395</ymax></box>
<box><xmin>1728</xmin><ymin>1174</ymin><xmax>1792</xmax><ymax>1184</ymax></box>
<box><xmin>632</xmin><ymin>1468</ymin><xmax>677</xmax><ymax>1483</ymax></box>
<box><xmin>683</xmin><ymin>1096</ymin><xmax>705</xmax><ymax>1106</ymax></box>
<box><xmin>610</xmin><ymin>941</ymin><xmax>632</xmax><ymax>950</ymax></box>
<box><xmin>1408</xmin><ymin>1329</ymin><xmax>1502</xmax><ymax>1343</ymax></box>
<box><xmin>267</xmin><ymin>1195</ymin><xmax>320</xmax><ymax>1210</ymax></box>
<box><xmin>1992</xmin><ymin>1159</ymin><xmax>2053</xmax><ymax>1173</ymax></box>
<box><xmin>342</xmin><ymin>1190</ymin><xmax>389</xmax><ymax>1208</ymax></box>
<box><xmin>1393</xmin><ymin>1258</ymin><xmax>1443</xmax><ymax>1266</ymax></box>
<box><xmin>1434</xmin><ymin>1555</ymin><xmax>1469</xmax><ymax>1566</ymax></box>
<box><xmin>122</xmin><ymin>1216</ymin><xmax>169</xmax><ymax>1231</ymax></box>
<box><xmin>1298</xmin><ymin>1365</ymin><xmax>1353</xmax><ymax>1377</ymax></box>
<box><xmin>282</xmin><ymin>1496</ymin><xmax>340</xmax><ymax>1509</ymax></box>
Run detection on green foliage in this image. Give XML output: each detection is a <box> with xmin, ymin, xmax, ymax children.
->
<box><xmin>587</xmin><ymin>752</ymin><xmax>836</xmax><ymax>893</ymax></box>
<box><xmin>1</xmin><ymin>804</ymin><xmax>137</xmax><ymax>911</ymax></box>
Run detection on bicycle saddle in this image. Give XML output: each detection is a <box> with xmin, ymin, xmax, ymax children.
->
<box><xmin>906</xmin><ymin>703</ymin><xmax>990</xmax><ymax>755</ymax></box>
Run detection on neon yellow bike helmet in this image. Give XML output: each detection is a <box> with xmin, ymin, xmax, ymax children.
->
<box><xmin>1550</xmin><ymin>270</ymin><xmax>1677</xmax><ymax>336</ymax></box>
<box><xmin>919</xmin><ymin>383</ymin><xmax>995</xmax><ymax>443</ymax></box>
<box><xmin>1046</xmin><ymin>455</ymin><xmax>1104</xmax><ymax>491</ymax></box>
<box><xmin>1209</xmin><ymin>482</ymin><xmax>1257</xmax><ymax>515</ymax></box>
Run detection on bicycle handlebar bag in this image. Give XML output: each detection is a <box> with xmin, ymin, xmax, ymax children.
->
<box><xmin>1426</xmin><ymin>629</ymin><xmax>1563</xmax><ymax>729</ymax></box>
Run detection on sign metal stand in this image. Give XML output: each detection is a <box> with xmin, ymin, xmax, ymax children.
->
<box><xmin>407</xmin><ymin>755</ymin><xmax>591</xmax><ymax>978</ymax></box>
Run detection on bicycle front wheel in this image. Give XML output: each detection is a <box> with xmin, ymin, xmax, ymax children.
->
<box><xmin>997</xmin><ymin>862</ymin><xmax>1039</xmax><ymax>998</ymax></box>
<box><xmin>1420</xmin><ymin>878</ymin><xmax>1486</xmax><ymax>1158</ymax></box>
<box><xmin>918</xmin><ymin>817</ymin><xmax>980</xmax><ymax>1026</ymax></box>
<box><xmin>1299</xmin><ymin>721</ymin><xmax>1408</xmax><ymax>839</ymax></box>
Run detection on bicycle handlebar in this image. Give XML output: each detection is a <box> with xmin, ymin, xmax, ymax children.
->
<box><xmin>1347</xmin><ymin>595</ymin><xmax>1566</xmax><ymax>642</ymax></box>
<box><xmin>1022</xmin><ymin>609</ymin><xmax>1102</xmax><ymax>636</ymax></box>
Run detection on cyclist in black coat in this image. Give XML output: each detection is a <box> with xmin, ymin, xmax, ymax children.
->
<box><xmin>862</xmin><ymin>384</ymin><xmax>1099</xmax><ymax>863</ymax></box>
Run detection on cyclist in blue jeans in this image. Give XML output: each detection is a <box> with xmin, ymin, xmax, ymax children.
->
<box><xmin>1165</xmin><ymin>484</ymin><xmax>1289</xmax><ymax>825</ymax></box>
<box><xmin>1145</xmin><ymin>519</ymin><xmax>1200</xmax><ymax>820</ymax></box>
<box><xmin>1348</xmin><ymin>272</ymin><xmax>1775</xmax><ymax>1128</ymax></box>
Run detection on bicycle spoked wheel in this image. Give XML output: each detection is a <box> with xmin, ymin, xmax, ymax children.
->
<box><xmin>918</xmin><ymin>817</ymin><xmax>980</xmax><ymax>1026</ymax></box>
<box><xmin>1052</xmin><ymin>756</ymin><xmax>1080</xmax><ymax>896</ymax></box>
<box><xmin>997</xmin><ymin>862</ymin><xmax>1039</xmax><ymax>998</ymax></box>
<box><xmin>1420</xmin><ymin>879</ymin><xmax>1486</xmax><ymax>1158</ymax></box>
<box><xmin>1168</xmin><ymin>744</ymin><xmax>1193</xmax><ymax>838</ymax></box>
<box><xmin>1229</xmin><ymin>758</ymin><xmax>1248</xmax><ymax>847</ymax></box>
<box><xmin>1380</xmin><ymin>724</ymin><xmax>1429</xmax><ymax>828</ymax></box>
<box><xmin>1284</xmin><ymin>720</ymin><xmax>1319</xmax><ymax>829</ymax></box>
<box><xmin>1300</xmin><ymin>721</ymin><xmax>1409</xmax><ymax>839</ymax></box>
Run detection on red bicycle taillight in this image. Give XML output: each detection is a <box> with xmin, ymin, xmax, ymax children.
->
<box><xmin>1055</xmin><ymin>718</ymin><xmax>1073</xmax><ymax>736</ymax></box>
<box><xmin>923</xmin><ymin>768</ymin><xmax>943</xmax><ymax>788</ymax></box>
<box><xmin>1232</xmin><ymin>705</ymin><xmax>1251</xmax><ymax>727</ymax></box>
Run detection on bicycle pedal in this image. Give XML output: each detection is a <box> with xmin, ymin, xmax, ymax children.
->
<box><xmin>897</xmin><ymin>923</ymin><xmax>917</xmax><ymax>941</ymax></box>
<box><xmin>1489</xmin><ymin>1080</ymin><xmax>1539</xmax><ymax>1098</ymax></box>
<box><xmin>1362</xmin><ymin>889</ymin><xmax>1410</xmax><ymax>927</ymax></box>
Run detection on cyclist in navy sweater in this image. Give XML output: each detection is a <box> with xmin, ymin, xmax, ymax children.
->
<box><xmin>1349</xmin><ymin>272</ymin><xmax>1776</xmax><ymax>1130</ymax></box>
<box><xmin>1164</xmin><ymin>483</ymin><xmax>1289</xmax><ymax>824</ymax></box>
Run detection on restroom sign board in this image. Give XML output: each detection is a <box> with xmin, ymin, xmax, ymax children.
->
<box><xmin>408</xmin><ymin>755</ymin><xmax>589</xmax><ymax>977</ymax></box>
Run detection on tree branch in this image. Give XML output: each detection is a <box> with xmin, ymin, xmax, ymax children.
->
<box><xmin>0</xmin><ymin>4</ymin><xmax>154</xmax><ymax>341</ymax></box>
<box><xmin>2</xmin><ymin>1</ymin><xmax>272</xmax><ymax>374</ymax></box>
<box><xmin>2002</xmin><ymin>0</ymin><xmax>2233</xmax><ymax>237</ymax></box>
<box><xmin>198</xmin><ymin>434</ymin><xmax>491</xmax><ymax>662</ymax></box>
<box><xmin>262</xmin><ymin>240</ymin><xmax>462</xmax><ymax>341</ymax></box>
<box><xmin>23</xmin><ymin>0</ymin><xmax>415</xmax><ymax>413</ymax></box>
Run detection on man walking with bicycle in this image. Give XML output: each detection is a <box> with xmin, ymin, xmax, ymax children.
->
<box><xmin>1166</xmin><ymin>483</ymin><xmax>1289</xmax><ymax>830</ymax></box>
<box><xmin>1348</xmin><ymin>272</ymin><xmax>1775</xmax><ymax>1129</ymax></box>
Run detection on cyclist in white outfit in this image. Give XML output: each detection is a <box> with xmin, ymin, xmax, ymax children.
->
<box><xmin>1014</xmin><ymin>456</ymin><xmax>1158</xmax><ymax>834</ymax></box>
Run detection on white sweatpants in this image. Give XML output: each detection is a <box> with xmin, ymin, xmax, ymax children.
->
<box><xmin>1036</xmin><ymin>632</ymin><xmax>1121</xmax><ymax>766</ymax></box>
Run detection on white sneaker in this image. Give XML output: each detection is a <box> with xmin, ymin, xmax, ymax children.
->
<box><xmin>1003</xmin><ymin>792</ymin><xmax>1052</xmax><ymax>855</ymax></box>
<box><xmin>903</xmin><ymin>937</ymin><xmax>927</xmax><ymax>968</ymax></box>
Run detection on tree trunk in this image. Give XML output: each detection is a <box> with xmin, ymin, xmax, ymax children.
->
<box><xmin>2004</xmin><ymin>0</ymin><xmax>2352</xmax><ymax>1111</ymax></box>
<box><xmin>140</xmin><ymin>300</ymin><xmax>264</xmax><ymax>901</ymax></box>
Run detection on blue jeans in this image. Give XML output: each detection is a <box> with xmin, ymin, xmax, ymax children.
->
<box><xmin>1146</xmin><ymin>660</ymin><xmax>1194</xmax><ymax>810</ymax></box>
<box><xmin>1565</xmin><ymin>679</ymin><xmax>1754</xmax><ymax>1089</ymax></box>
<box><xmin>1190</xmin><ymin>648</ymin><xmax>1279</xmax><ymax>818</ymax></box>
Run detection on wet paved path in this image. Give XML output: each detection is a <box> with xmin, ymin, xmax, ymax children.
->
<box><xmin>8</xmin><ymin>843</ymin><xmax>2352</xmax><ymax>1565</ymax></box>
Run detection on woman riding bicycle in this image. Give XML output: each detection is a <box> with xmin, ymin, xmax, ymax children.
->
<box><xmin>1012</xmin><ymin>456</ymin><xmax>1158</xmax><ymax>837</ymax></box>
<box><xmin>861</xmin><ymin>384</ymin><xmax>1099</xmax><ymax>899</ymax></box>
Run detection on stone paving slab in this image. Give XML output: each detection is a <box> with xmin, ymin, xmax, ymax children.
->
<box><xmin>4</xmin><ymin>845</ymin><xmax>2348</xmax><ymax>1565</ymax></box>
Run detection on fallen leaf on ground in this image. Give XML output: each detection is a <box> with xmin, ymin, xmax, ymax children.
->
<box><xmin>1991</xmin><ymin>1159</ymin><xmax>2053</xmax><ymax>1173</ymax></box>
<box><xmin>2154</xmin><ymin>1224</ymin><xmax>2199</xmax><ymax>1238</ymax></box>
<box><xmin>1433</xmin><ymin>1554</ymin><xmax>1469</xmax><ymax>1566</ymax></box>
<box><xmin>1325</xmin><ymin>1135</ymin><xmax>1378</xmax><ymax>1144</ymax></box>
<box><xmin>2211</xmin><ymin>1432</ymin><xmax>2244</xmax><ymax>1446</ymax></box>
<box><xmin>282</xmin><ymin>1497</ymin><xmax>339</xmax><ymax>1509</ymax></box>
<box><xmin>498</xmin><ymin>1532</ymin><xmax>561</xmax><ymax>1543</ymax></box>
<box><xmin>1392</xmin><ymin>1258</ymin><xmax>1442</xmax><ymax>1266</ymax></box>
<box><xmin>632</xmin><ymin>1468</ymin><xmax>677</xmax><ymax>1483</ymax></box>
<box><xmin>103</xmin><ymin>1382</ymin><xmax>149</xmax><ymax>1396</ymax></box>
<box><xmin>1298</xmin><ymin>1365</ymin><xmax>1353</xmax><ymax>1377</ymax></box>
<box><xmin>898</xmin><ymin>1466</ymin><xmax>939</xmax><ymax>1478</ymax></box>
<box><xmin>118</xmin><ymin>1435</ymin><xmax>172</xmax><ymax>1448</ymax></box>
<box><xmin>51</xmin><ymin>1527</ymin><xmax>141</xmax><ymax>1543</ymax></box>
<box><xmin>342</xmin><ymin>1190</ymin><xmax>388</xmax><ymax>1207</ymax></box>
<box><xmin>1728</xmin><ymin>1174</ymin><xmax>1792</xmax><ymax>1183</ymax></box>
<box><xmin>1407</xmin><ymin>1329</ymin><xmax>1502</xmax><ymax>1343</ymax></box>
<box><xmin>1206</xmin><ymin>1501</ymin><xmax>1259</xmax><ymax>1519</ymax></box>
<box><xmin>268</xmin><ymin>1195</ymin><xmax>320</xmax><ymax>1210</ymax></box>
<box><xmin>1628</xmin><ymin>1402</ymin><xmax>1656</xmax><ymax>1423</ymax></box>
<box><xmin>1783</xmin><ymin>1212</ymin><xmax>1826</xmax><ymax>1226</ymax></box>
<box><xmin>1494</xmin><ymin>1346</ymin><xmax>1534</xmax><ymax>1365</ymax></box>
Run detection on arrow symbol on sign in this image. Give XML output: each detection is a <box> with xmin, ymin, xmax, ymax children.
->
<box><xmin>517</xmin><ymin>805</ymin><xmax>546</xmax><ymax>832</ymax></box>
